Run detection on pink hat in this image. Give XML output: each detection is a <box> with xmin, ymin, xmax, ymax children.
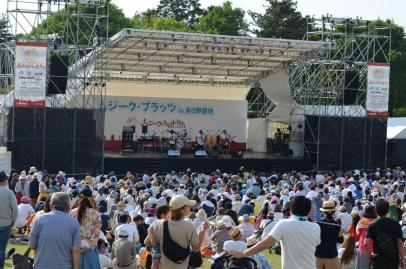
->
<box><xmin>21</xmin><ymin>196</ymin><xmax>30</xmax><ymax>203</ymax></box>
<box><xmin>271</xmin><ymin>196</ymin><xmax>279</xmax><ymax>203</ymax></box>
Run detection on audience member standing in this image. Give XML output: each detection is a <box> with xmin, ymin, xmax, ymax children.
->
<box><xmin>0</xmin><ymin>171</ymin><xmax>18</xmax><ymax>269</ymax></box>
<box><xmin>29</xmin><ymin>192</ymin><xmax>81</xmax><ymax>269</ymax></box>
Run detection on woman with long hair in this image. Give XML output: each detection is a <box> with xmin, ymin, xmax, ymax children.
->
<box><xmin>70</xmin><ymin>188</ymin><xmax>101</xmax><ymax>269</ymax></box>
<box><xmin>347</xmin><ymin>213</ymin><xmax>361</xmax><ymax>241</ymax></box>
<box><xmin>338</xmin><ymin>236</ymin><xmax>357</xmax><ymax>269</ymax></box>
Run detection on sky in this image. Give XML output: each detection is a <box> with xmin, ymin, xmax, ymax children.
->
<box><xmin>0</xmin><ymin>0</ymin><xmax>405</xmax><ymax>29</ymax></box>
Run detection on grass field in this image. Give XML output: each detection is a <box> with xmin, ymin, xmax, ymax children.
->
<box><xmin>5</xmin><ymin>242</ymin><xmax>282</xmax><ymax>269</ymax></box>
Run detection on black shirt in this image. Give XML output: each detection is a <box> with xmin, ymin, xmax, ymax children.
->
<box><xmin>315</xmin><ymin>220</ymin><xmax>342</xmax><ymax>258</ymax></box>
<box><xmin>366</xmin><ymin>217</ymin><xmax>402</xmax><ymax>256</ymax></box>
<box><xmin>226</xmin><ymin>209</ymin><xmax>239</xmax><ymax>226</ymax></box>
<box><xmin>137</xmin><ymin>223</ymin><xmax>150</xmax><ymax>247</ymax></box>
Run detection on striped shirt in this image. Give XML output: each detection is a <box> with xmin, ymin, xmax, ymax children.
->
<box><xmin>29</xmin><ymin>210</ymin><xmax>81</xmax><ymax>269</ymax></box>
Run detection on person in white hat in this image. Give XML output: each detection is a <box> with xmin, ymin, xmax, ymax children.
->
<box><xmin>150</xmin><ymin>194</ymin><xmax>209</xmax><ymax>269</ymax></box>
<box><xmin>111</xmin><ymin>228</ymin><xmax>136</xmax><ymax>269</ymax></box>
<box><xmin>245</xmin><ymin>235</ymin><xmax>273</xmax><ymax>269</ymax></box>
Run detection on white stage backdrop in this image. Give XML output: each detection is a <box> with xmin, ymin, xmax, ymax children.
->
<box><xmin>105</xmin><ymin>96</ymin><xmax>247</xmax><ymax>143</ymax></box>
<box><xmin>14</xmin><ymin>42</ymin><xmax>47</xmax><ymax>108</ymax></box>
<box><xmin>366</xmin><ymin>63</ymin><xmax>390</xmax><ymax>117</ymax></box>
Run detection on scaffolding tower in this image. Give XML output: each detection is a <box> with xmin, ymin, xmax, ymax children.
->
<box><xmin>0</xmin><ymin>0</ymin><xmax>110</xmax><ymax>172</ymax></box>
<box><xmin>289</xmin><ymin>16</ymin><xmax>391</xmax><ymax>169</ymax></box>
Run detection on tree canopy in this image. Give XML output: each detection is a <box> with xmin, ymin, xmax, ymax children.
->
<box><xmin>250</xmin><ymin>0</ymin><xmax>308</xmax><ymax>39</ymax></box>
<box><xmin>195</xmin><ymin>1</ymin><xmax>248</xmax><ymax>36</ymax></box>
<box><xmin>155</xmin><ymin>0</ymin><xmax>204</xmax><ymax>27</ymax></box>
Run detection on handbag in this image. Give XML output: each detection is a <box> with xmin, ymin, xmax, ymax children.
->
<box><xmin>189</xmin><ymin>251</ymin><xmax>203</xmax><ymax>268</ymax></box>
<box><xmin>13</xmin><ymin>248</ymin><xmax>33</xmax><ymax>269</ymax></box>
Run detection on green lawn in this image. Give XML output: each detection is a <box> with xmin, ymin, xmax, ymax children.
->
<box><xmin>5</xmin><ymin>242</ymin><xmax>281</xmax><ymax>269</ymax></box>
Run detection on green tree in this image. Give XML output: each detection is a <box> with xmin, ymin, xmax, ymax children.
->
<box><xmin>250</xmin><ymin>0</ymin><xmax>307</xmax><ymax>39</ymax></box>
<box><xmin>194</xmin><ymin>1</ymin><xmax>248</xmax><ymax>36</ymax></box>
<box><xmin>155</xmin><ymin>0</ymin><xmax>204</xmax><ymax>27</ymax></box>
<box><xmin>30</xmin><ymin>4</ymin><xmax>131</xmax><ymax>44</ymax></box>
<box><xmin>131</xmin><ymin>15</ymin><xmax>193</xmax><ymax>32</ymax></box>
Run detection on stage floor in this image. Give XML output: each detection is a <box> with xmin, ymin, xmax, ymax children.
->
<box><xmin>103</xmin><ymin>150</ymin><xmax>314</xmax><ymax>174</ymax></box>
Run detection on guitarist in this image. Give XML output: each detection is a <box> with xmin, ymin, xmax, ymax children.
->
<box><xmin>220</xmin><ymin>130</ymin><xmax>231</xmax><ymax>152</ymax></box>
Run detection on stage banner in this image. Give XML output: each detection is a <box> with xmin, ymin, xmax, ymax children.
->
<box><xmin>366</xmin><ymin>63</ymin><xmax>390</xmax><ymax>117</ymax></box>
<box><xmin>104</xmin><ymin>96</ymin><xmax>247</xmax><ymax>144</ymax></box>
<box><xmin>14</xmin><ymin>42</ymin><xmax>48</xmax><ymax>108</ymax></box>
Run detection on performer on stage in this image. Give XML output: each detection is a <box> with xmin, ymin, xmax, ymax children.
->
<box><xmin>220</xmin><ymin>130</ymin><xmax>231</xmax><ymax>151</ymax></box>
<box><xmin>196</xmin><ymin>130</ymin><xmax>205</xmax><ymax>150</ymax></box>
<box><xmin>168</xmin><ymin>130</ymin><xmax>177</xmax><ymax>150</ymax></box>
<box><xmin>141</xmin><ymin>118</ymin><xmax>148</xmax><ymax>137</ymax></box>
<box><xmin>274</xmin><ymin>128</ymin><xmax>283</xmax><ymax>152</ymax></box>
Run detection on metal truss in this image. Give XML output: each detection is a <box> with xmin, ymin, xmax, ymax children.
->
<box><xmin>289</xmin><ymin>16</ymin><xmax>392</xmax><ymax>165</ymax></box>
<box><xmin>3</xmin><ymin>0</ymin><xmax>109</xmax><ymax>110</ymax></box>
<box><xmin>246</xmin><ymin>83</ymin><xmax>275</xmax><ymax>118</ymax></box>
<box><xmin>104</xmin><ymin>28</ymin><xmax>330</xmax><ymax>86</ymax></box>
<box><xmin>290</xmin><ymin>16</ymin><xmax>391</xmax><ymax>116</ymax></box>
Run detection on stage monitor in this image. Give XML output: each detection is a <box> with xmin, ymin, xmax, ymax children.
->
<box><xmin>194</xmin><ymin>150</ymin><xmax>207</xmax><ymax>158</ymax></box>
<box><xmin>167</xmin><ymin>150</ymin><xmax>180</xmax><ymax>157</ymax></box>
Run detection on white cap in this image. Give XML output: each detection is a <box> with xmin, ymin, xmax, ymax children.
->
<box><xmin>169</xmin><ymin>195</ymin><xmax>196</xmax><ymax>210</ymax></box>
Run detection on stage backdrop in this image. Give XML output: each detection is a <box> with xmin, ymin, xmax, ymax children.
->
<box><xmin>104</xmin><ymin>96</ymin><xmax>247</xmax><ymax>149</ymax></box>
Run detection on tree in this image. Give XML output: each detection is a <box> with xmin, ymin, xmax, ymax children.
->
<box><xmin>250</xmin><ymin>0</ymin><xmax>307</xmax><ymax>39</ymax></box>
<box><xmin>30</xmin><ymin>4</ymin><xmax>131</xmax><ymax>44</ymax></box>
<box><xmin>131</xmin><ymin>14</ymin><xmax>193</xmax><ymax>32</ymax></box>
<box><xmin>155</xmin><ymin>0</ymin><xmax>204</xmax><ymax>27</ymax></box>
<box><xmin>194</xmin><ymin>1</ymin><xmax>249</xmax><ymax>36</ymax></box>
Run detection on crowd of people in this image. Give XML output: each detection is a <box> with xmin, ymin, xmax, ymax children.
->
<box><xmin>1</xmin><ymin>165</ymin><xmax>406</xmax><ymax>269</ymax></box>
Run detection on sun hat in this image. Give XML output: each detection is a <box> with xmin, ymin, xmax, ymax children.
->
<box><xmin>246</xmin><ymin>235</ymin><xmax>259</xmax><ymax>247</ymax></box>
<box><xmin>117</xmin><ymin>201</ymin><xmax>126</xmax><ymax>211</ymax></box>
<box><xmin>118</xmin><ymin>229</ymin><xmax>129</xmax><ymax>237</ymax></box>
<box><xmin>216</xmin><ymin>220</ymin><xmax>226</xmax><ymax>229</ymax></box>
<box><xmin>339</xmin><ymin>206</ymin><xmax>347</xmax><ymax>212</ymax></box>
<box><xmin>229</xmin><ymin>228</ymin><xmax>243</xmax><ymax>239</ymax></box>
<box><xmin>169</xmin><ymin>194</ymin><xmax>196</xmax><ymax>210</ymax></box>
<box><xmin>320</xmin><ymin>200</ymin><xmax>336</xmax><ymax>212</ymax></box>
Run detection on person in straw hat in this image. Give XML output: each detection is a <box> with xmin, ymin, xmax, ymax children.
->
<box><xmin>223</xmin><ymin>228</ymin><xmax>247</xmax><ymax>252</ymax></box>
<box><xmin>210</xmin><ymin>220</ymin><xmax>229</xmax><ymax>254</ymax></box>
<box><xmin>245</xmin><ymin>235</ymin><xmax>273</xmax><ymax>269</ymax></box>
<box><xmin>315</xmin><ymin>200</ymin><xmax>343</xmax><ymax>269</ymax></box>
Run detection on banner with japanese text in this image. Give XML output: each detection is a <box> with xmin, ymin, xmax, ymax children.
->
<box><xmin>14</xmin><ymin>42</ymin><xmax>48</xmax><ymax>108</ymax></box>
<box><xmin>104</xmin><ymin>96</ymin><xmax>247</xmax><ymax>146</ymax></box>
<box><xmin>366</xmin><ymin>63</ymin><xmax>390</xmax><ymax>117</ymax></box>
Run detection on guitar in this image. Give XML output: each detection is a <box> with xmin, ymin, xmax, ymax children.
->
<box><xmin>220</xmin><ymin>136</ymin><xmax>236</xmax><ymax>145</ymax></box>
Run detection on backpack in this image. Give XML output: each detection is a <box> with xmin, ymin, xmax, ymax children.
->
<box><xmin>162</xmin><ymin>220</ymin><xmax>190</xmax><ymax>264</ymax></box>
<box><xmin>211</xmin><ymin>255</ymin><xmax>257</xmax><ymax>269</ymax></box>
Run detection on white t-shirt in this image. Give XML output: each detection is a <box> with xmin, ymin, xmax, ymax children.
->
<box><xmin>270</xmin><ymin>218</ymin><xmax>321</xmax><ymax>269</ymax></box>
<box><xmin>223</xmin><ymin>240</ymin><xmax>247</xmax><ymax>252</ymax></box>
<box><xmin>15</xmin><ymin>203</ymin><xmax>34</xmax><ymax>228</ymax></box>
<box><xmin>336</xmin><ymin>212</ymin><xmax>352</xmax><ymax>232</ymax></box>
<box><xmin>115</xmin><ymin>223</ymin><xmax>139</xmax><ymax>244</ymax></box>
<box><xmin>99</xmin><ymin>253</ymin><xmax>112</xmax><ymax>269</ymax></box>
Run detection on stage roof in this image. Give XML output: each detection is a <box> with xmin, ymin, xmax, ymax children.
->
<box><xmin>100</xmin><ymin>28</ymin><xmax>332</xmax><ymax>86</ymax></box>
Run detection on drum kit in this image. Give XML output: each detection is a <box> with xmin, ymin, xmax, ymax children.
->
<box><xmin>160</xmin><ymin>129</ymin><xmax>191</xmax><ymax>152</ymax></box>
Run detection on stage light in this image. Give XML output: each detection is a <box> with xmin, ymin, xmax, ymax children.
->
<box><xmin>297</xmin><ymin>123</ymin><xmax>303</xmax><ymax>129</ymax></box>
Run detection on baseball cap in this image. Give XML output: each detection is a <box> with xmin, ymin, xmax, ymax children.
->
<box><xmin>169</xmin><ymin>195</ymin><xmax>196</xmax><ymax>210</ymax></box>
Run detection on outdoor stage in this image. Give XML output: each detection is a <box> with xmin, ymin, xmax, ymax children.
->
<box><xmin>103</xmin><ymin>150</ymin><xmax>313</xmax><ymax>174</ymax></box>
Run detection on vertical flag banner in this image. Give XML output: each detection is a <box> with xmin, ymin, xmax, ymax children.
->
<box><xmin>14</xmin><ymin>43</ymin><xmax>48</xmax><ymax>108</ymax></box>
<box><xmin>366</xmin><ymin>63</ymin><xmax>390</xmax><ymax>117</ymax></box>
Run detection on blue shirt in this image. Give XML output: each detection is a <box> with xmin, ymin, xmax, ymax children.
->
<box><xmin>239</xmin><ymin>204</ymin><xmax>254</xmax><ymax>216</ymax></box>
<box><xmin>29</xmin><ymin>210</ymin><xmax>81</xmax><ymax>269</ymax></box>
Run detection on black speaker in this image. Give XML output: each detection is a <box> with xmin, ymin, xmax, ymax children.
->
<box><xmin>343</xmin><ymin>71</ymin><xmax>359</xmax><ymax>105</ymax></box>
<box><xmin>122</xmin><ymin>127</ymin><xmax>134</xmax><ymax>151</ymax></box>
<box><xmin>208</xmin><ymin>150</ymin><xmax>219</xmax><ymax>158</ymax></box>
<box><xmin>47</xmin><ymin>55</ymin><xmax>69</xmax><ymax>95</ymax></box>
